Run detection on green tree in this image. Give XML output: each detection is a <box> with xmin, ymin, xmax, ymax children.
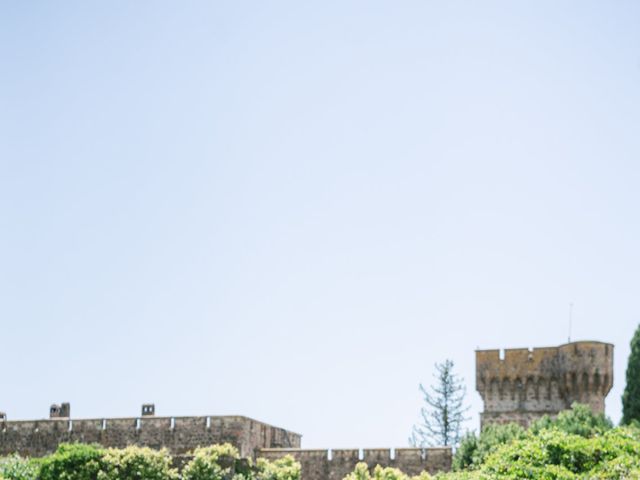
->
<box><xmin>530</xmin><ymin>402</ymin><xmax>612</xmax><ymax>437</ymax></box>
<box><xmin>410</xmin><ymin>359</ymin><xmax>469</xmax><ymax>447</ymax></box>
<box><xmin>622</xmin><ymin>324</ymin><xmax>640</xmax><ymax>425</ymax></box>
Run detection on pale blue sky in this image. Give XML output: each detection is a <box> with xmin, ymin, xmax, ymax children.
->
<box><xmin>1</xmin><ymin>1</ymin><xmax>639</xmax><ymax>448</ymax></box>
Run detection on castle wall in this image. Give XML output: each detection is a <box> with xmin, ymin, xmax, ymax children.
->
<box><xmin>258</xmin><ymin>448</ymin><xmax>451</xmax><ymax>480</ymax></box>
<box><xmin>0</xmin><ymin>416</ymin><xmax>301</xmax><ymax>458</ymax></box>
<box><xmin>476</xmin><ymin>341</ymin><xmax>614</xmax><ymax>428</ymax></box>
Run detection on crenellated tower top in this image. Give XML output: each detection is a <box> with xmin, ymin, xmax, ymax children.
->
<box><xmin>476</xmin><ymin>341</ymin><xmax>613</xmax><ymax>428</ymax></box>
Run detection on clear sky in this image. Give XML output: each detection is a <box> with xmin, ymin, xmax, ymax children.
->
<box><xmin>1</xmin><ymin>1</ymin><xmax>639</xmax><ymax>448</ymax></box>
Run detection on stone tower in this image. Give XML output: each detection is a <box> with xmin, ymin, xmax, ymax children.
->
<box><xmin>476</xmin><ymin>341</ymin><xmax>613</xmax><ymax>428</ymax></box>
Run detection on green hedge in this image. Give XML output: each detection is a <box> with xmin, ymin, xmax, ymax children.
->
<box><xmin>0</xmin><ymin>443</ymin><xmax>300</xmax><ymax>480</ymax></box>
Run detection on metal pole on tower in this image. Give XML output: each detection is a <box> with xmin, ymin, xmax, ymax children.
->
<box><xmin>568</xmin><ymin>302</ymin><xmax>573</xmax><ymax>343</ymax></box>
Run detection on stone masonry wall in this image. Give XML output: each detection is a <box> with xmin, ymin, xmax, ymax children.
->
<box><xmin>0</xmin><ymin>416</ymin><xmax>301</xmax><ymax>458</ymax></box>
<box><xmin>476</xmin><ymin>341</ymin><xmax>614</xmax><ymax>428</ymax></box>
<box><xmin>258</xmin><ymin>448</ymin><xmax>452</xmax><ymax>480</ymax></box>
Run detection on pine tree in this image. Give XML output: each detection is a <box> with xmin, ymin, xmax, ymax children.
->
<box><xmin>622</xmin><ymin>324</ymin><xmax>640</xmax><ymax>425</ymax></box>
<box><xmin>410</xmin><ymin>359</ymin><xmax>469</xmax><ymax>447</ymax></box>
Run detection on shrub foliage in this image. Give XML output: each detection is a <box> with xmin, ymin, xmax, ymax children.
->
<box><xmin>98</xmin><ymin>446</ymin><xmax>178</xmax><ymax>480</ymax></box>
<box><xmin>343</xmin><ymin>462</ymin><xmax>432</xmax><ymax>480</ymax></box>
<box><xmin>0</xmin><ymin>455</ymin><xmax>39</xmax><ymax>480</ymax></box>
<box><xmin>38</xmin><ymin>443</ymin><xmax>105</xmax><ymax>480</ymax></box>
<box><xmin>348</xmin><ymin>403</ymin><xmax>640</xmax><ymax>480</ymax></box>
<box><xmin>0</xmin><ymin>442</ymin><xmax>300</xmax><ymax>480</ymax></box>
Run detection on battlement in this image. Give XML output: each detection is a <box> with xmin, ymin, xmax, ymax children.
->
<box><xmin>49</xmin><ymin>403</ymin><xmax>70</xmax><ymax>419</ymax></box>
<box><xmin>476</xmin><ymin>341</ymin><xmax>614</xmax><ymax>428</ymax></box>
<box><xmin>0</xmin><ymin>405</ymin><xmax>301</xmax><ymax>458</ymax></box>
<box><xmin>258</xmin><ymin>448</ymin><xmax>451</xmax><ymax>480</ymax></box>
<box><xmin>0</xmin><ymin>403</ymin><xmax>451</xmax><ymax>479</ymax></box>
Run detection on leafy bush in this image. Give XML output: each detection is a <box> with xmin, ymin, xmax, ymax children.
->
<box><xmin>98</xmin><ymin>446</ymin><xmax>178</xmax><ymax>480</ymax></box>
<box><xmin>453</xmin><ymin>403</ymin><xmax>614</xmax><ymax>472</ymax></box>
<box><xmin>38</xmin><ymin>443</ymin><xmax>105</xmax><ymax>480</ymax></box>
<box><xmin>451</xmin><ymin>433</ymin><xmax>477</xmax><ymax>471</ymax></box>
<box><xmin>0</xmin><ymin>456</ymin><xmax>38</xmax><ymax>480</ymax></box>
<box><xmin>479</xmin><ymin>427</ymin><xmax>640</xmax><ymax>479</ymax></box>
<box><xmin>453</xmin><ymin>423</ymin><xmax>526</xmax><ymax>470</ymax></box>
<box><xmin>182</xmin><ymin>445</ymin><xmax>301</xmax><ymax>480</ymax></box>
<box><xmin>381</xmin><ymin>425</ymin><xmax>640</xmax><ymax>480</ymax></box>
<box><xmin>349</xmin><ymin>408</ymin><xmax>640</xmax><ymax>480</ymax></box>
<box><xmin>343</xmin><ymin>462</ymin><xmax>432</xmax><ymax>480</ymax></box>
<box><xmin>433</xmin><ymin>472</ymin><xmax>489</xmax><ymax>480</ymax></box>
<box><xmin>254</xmin><ymin>455</ymin><xmax>300</xmax><ymax>480</ymax></box>
<box><xmin>0</xmin><ymin>443</ymin><xmax>302</xmax><ymax>480</ymax></box>
<box><xmin>181</xmin><ymin>443</ymin><xmax>243</xmax><ymax>480</ymax></box>
<box><xmin>530</xmin><ymin>402</ymin><xmax>612</xmax><ymax>437</ymax></box>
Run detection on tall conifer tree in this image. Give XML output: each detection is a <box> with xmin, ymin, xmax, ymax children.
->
<box><xmin>410</xmin><ymin>359</ymin><xmax>469</xmax><ymax>447</ymax></box>
<box><xmin>622</xmin><ymin>324</ymin><xmax>640</xmax><ymax>424</ymax></box>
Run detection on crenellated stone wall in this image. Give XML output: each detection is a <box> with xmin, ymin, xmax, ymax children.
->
<box><xmin>0</xmin><ymin>415</ymin><xmax>300</xmax><ymax>458</ymax></box>
<box><xmin>0</xmin><ymin>413</ymin><xmax>451</xmax><ymax>478</ymax></box>
<box><xmin>476</xmin><ymin>341</ymin><xmax>614</xmax><ymax>428</ymax></box>
<box><xmin>0</xmin><ymin>338</ymin><xmax>613</xmax><ymax>479</ymax></box>
<box><xmin>258</xmin><ymin>447</ymin><xmax>452</xmax><ymax>480</ymax></box>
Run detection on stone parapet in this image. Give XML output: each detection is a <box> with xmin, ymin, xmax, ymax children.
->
<box><xmin>258</xmin><ymin>447</ymin><xmax>452</xmax><ymax>480</ymax></box>
<box><xmin>476</xmin><ymin>341</ymin><xmax>614</xmax><ymax>428</ymax></box>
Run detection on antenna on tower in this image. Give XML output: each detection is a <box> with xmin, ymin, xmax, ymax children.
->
<box><xmin>568</xmin><ymin>302</ymin><xmax>573</xmax><ymax>343</ymax></box>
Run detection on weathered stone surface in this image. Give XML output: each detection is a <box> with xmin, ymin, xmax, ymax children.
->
<box><xmin>476</xmin><ymin>341</ymin><xmax>614</xmax><ymax>428</ymax></box>
<box><xmin>0</xmin><ymin>415</ymin><xmax>301</xmax><ymax>458</ymax></box>
<box><xmin>258</xmin><ymin>447</ymin><xmax>451</xmax><ymax>480</ymax></box>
